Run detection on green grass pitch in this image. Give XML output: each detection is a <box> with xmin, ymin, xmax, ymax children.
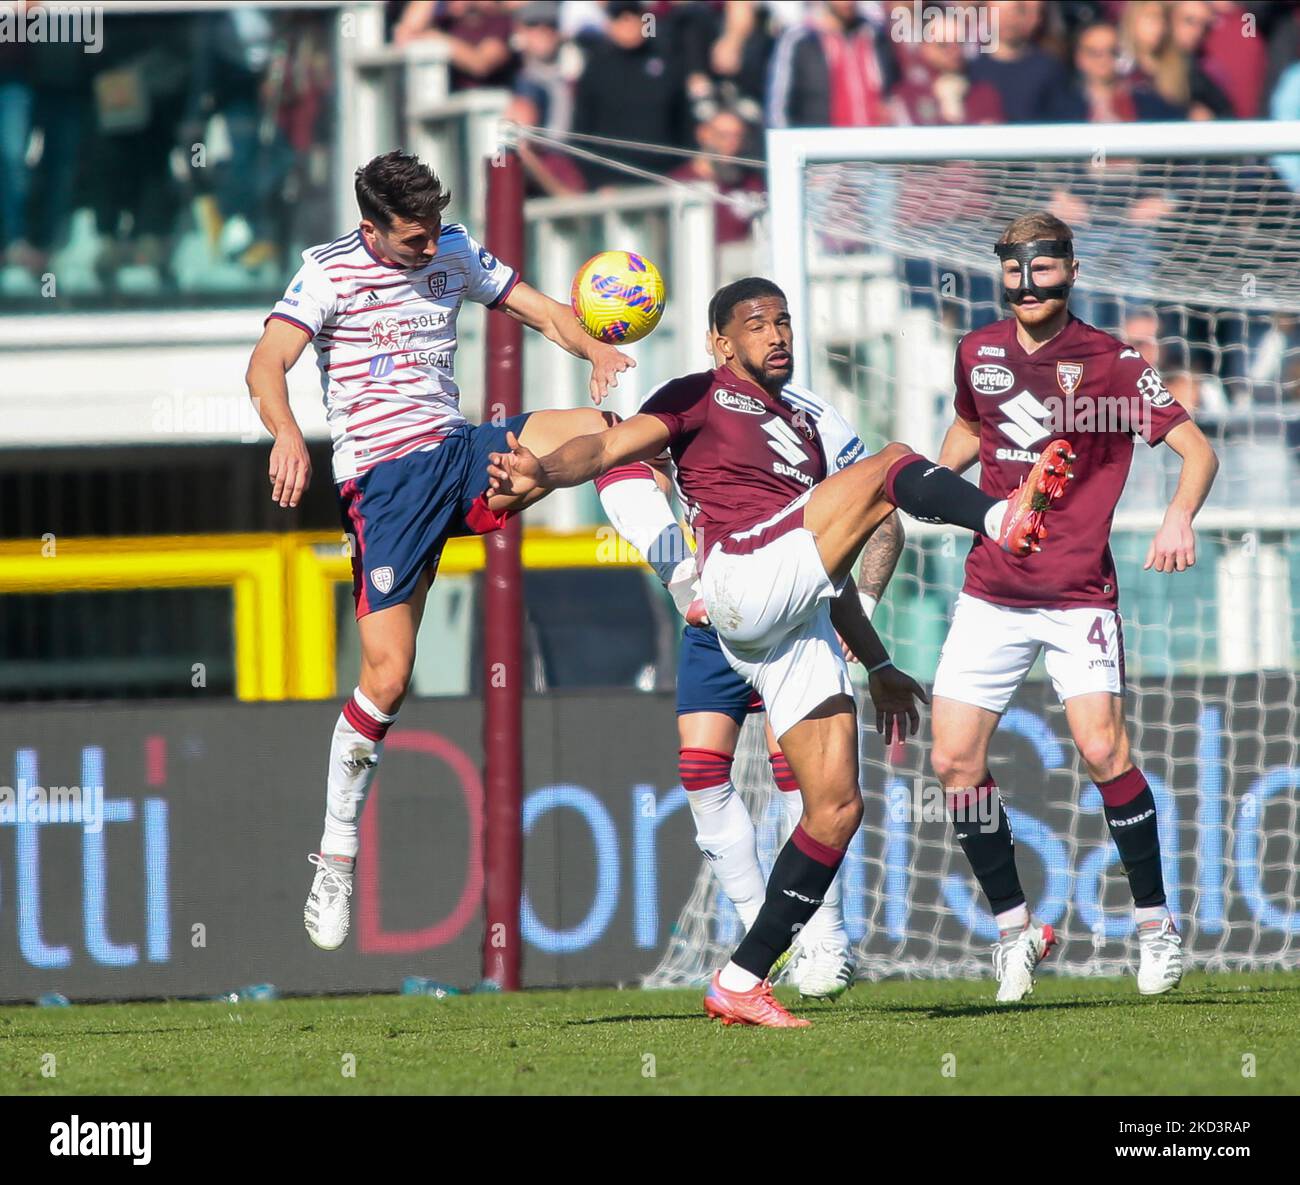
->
<box><xmin>2</xmin><ymin>972</ymin><xmax>1297</xmax><ymax>1095</ymax></box>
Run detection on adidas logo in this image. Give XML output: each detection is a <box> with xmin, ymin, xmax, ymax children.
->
<box><xmin>363</xmin><ymin>291</ymin><xmax>381</xmax><ymax>307</ymax></box>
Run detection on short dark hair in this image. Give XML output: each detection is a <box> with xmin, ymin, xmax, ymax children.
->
<box><xmin>710</xmin><ymin>277</ymin><xmax>787</xmax><ymax>333</ymax></box>
<box><xmin>354</xmin><ymin>150</ymin><xmax>451</xmax><ymax>228</ymax></box>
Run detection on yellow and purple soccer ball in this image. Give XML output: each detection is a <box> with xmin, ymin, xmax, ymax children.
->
<box><xmin>570</xmin><ymin>250</ymin><xmax>666</xmax><ymax>344</ymax></box>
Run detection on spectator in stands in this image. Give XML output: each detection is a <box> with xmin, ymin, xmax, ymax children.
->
<box><xmin>506</xmin><ymin>92</ymin><xmax>587</xmax><ymax>196</ymax></box>
<box><xmin>510</xmin><ymin>1</ymin><xmax>576</xmax><ymax>135</ymax></box>
<box><xmin>1168</xmin><ymin>0</ymin><xmax>1236</xmax><ymax>119</ymax></box>
<box><xmin>889</xmin><ymin>10</ymin><xmax>1005</xmax><ymax>126</ymax></box>
<box><xmin>766</xmin><ymin>0</ymin><xmax>896</xmax><ymax>129</ymax></box>
<box><xmin>966</xmin><ymin>0</ymin><xmax>1061</xmax><ymax>123</ymax></box>
<box><xmin>1046</xmin><ymin>20</ymin><xmax>1185</xmax><ymax>122</ymax></box>
<box><xmin>706</xmin><ymin>0</ymin><xmax>776</xmax><ymax>123</ymax></box>
<box><xmin>668</xmin><ymin>107</ymin><xmax>765</xmax><ymax>245</ymax></box>
<box><xmin>570</xmin><ymin>0</ymin><xmax>689</xmax><ymax>190</ymax></box>
<box><xmin>392</xmin><ymin>1</ymin><xmax>518</xmax><ymax>92</ymax></box>
<box><xmin>1197</xmin><ymin>1</ymin><xmax>1270</xmax><ymax>119</ymax></box>
<box><xmin>1119</xmin><ymin>1</ymin><xmax>1193</xmax><ymax>116</ymax></box>
<box><xmin>88</xmin><ymin>9</ymin><xmax>192</xmax><ymax>291</ymax></box>
<box><xmin>0</xmin><ymin>22</ymin><xmax>37</xmax><ymax>275</ymax></box>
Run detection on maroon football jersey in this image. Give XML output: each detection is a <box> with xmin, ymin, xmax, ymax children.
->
<box><xmin>953</xmin><ymin>314</ymin><xmax>1189</xmax><ymax>610</ymax></box>
<box><xmin>640</xmin><ymin>366</ymin><xmax>826</xmax><ymax>565</ymax></box>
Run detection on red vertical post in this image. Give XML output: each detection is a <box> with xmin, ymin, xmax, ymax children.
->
<box><xmin>481</xmin><ymin>149</ymin><xmax>525</xmax><ymax>990</ymax></box>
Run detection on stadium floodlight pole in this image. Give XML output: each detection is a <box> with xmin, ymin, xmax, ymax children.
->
<box><xmin>767</xmin><ymin>119</ymin><xmax>1300</xmax><ymax>383</ymax></box>
<box><xmin>482</xmin><ymin>146</ymin><xmax>525</xmax><ymax>991</ymax></box>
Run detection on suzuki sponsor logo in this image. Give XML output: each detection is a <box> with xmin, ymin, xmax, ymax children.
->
<box><xmin>996</xmin><ymin>389</ymin><xmax>1054</xmax><ymax>448</ymax></box>
<box><xmin>714</xmin><ymin>389</ymin><xmax>765</xmax><ymax>415</ymax></box>
<box><xmin>762</xmin><ymin>417</ymin><xmax>810</xmax><ymax>465</ymax></box>
<box><xmin>970</xmin><ymin>363</ymin><xmax>1016</xmax><ymax>395</ymax></box>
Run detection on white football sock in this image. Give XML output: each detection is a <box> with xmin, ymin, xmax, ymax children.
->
<box><xmin>688</xmin><ymin>780</ymin><xmax>765</xmax><ymax>929</ymax></box>
<box><xmin>1135</xmin><ymin>904</ymin><xmax>1172</xmax><ymax>928</ymax></box>
<box><xmin>996</xmin><ymin>903</ymin><xmax>1030</xmax><ymax>935</ymax></box>
<box><xmin>719</xmin><ymin>961</ymin><xmax>763</xmax><ymax>992</ymax></box>
<box><xmin>598</xmin><ymin>473</ymin><xmax>695</xmax><ymax>588</ymax></box>
<box><xmin>320</xmin><ymin>689</ymin><xmax>395</xmax><ymax>859</ymax></box>
<box><xmin>984</xmin><ymin>499</ymin><xmax>1008</xmax><ymax>539</ymax></box>
<box><xmin>779</xmin><ymin>787</ymin><xmax>846</xmax><ymax>941</ymax></box>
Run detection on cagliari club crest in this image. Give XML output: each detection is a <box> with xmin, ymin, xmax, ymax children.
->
<box><xmin>428</xmin><ymin>271</ymin><xmax>447</xmax><ymax>299</ymax></box>
<box><xmin>1056</xmin><ymin>361</ymin><xmax>1084</xmax><ymax>396</ymax></box>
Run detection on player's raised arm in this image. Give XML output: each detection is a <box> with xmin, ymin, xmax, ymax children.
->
<box><xmin>246</xmin><ymin>317</ymin><xmax>314</xmax><ymax>509</ymax></box>
<box><xmin>487</xmin><ymin>412</ymin><xmax>671</xmax><ymax>498</ymax></box>
<box><xmin>1145</xmin><ymin>418</ymin><xmax>1219</xmax><ymax>573</ymax></box>
<box><xmin>497</xmin><ymin>279</ymin><xmax>635</xmax><ymax>404</ymax></box>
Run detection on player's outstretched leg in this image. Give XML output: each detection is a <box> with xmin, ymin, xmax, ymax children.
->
<box><xmin>770</xmin><ymin>750</ymin><xmax>854</xmax><ymax>999</ymax></box>
<box><xmin>1065</xmin><ymin>693</ymin><xmax>1183</xmax><ymax>995</ymax></box>
<box><xmin>799</xmin><ymin>440</ymin><xmax>1075</xmax><ymax>592</ymax></box>
<box><xmin>931</xmin><ymin>696</ymin><xmax>1055</xmax><ymax>1001</ymax></box>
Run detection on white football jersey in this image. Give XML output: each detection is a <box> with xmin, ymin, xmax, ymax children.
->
<box><xmin>267</xmin><ymin>224</ymin><xmax>519</xmax><ymax>482</ymax></box>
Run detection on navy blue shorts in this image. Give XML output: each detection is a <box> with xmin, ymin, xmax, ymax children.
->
<box><xmin>676</xmin><ymin>624</ymin><xmax>763</xmax><ymax>722</ymax></box>
<box><xmin>337</xmin><ymin>413</ymin><xmax>532</xmax><ymax>617</ymax></box>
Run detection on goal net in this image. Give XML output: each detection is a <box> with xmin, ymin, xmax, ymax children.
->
<box><xmin>646</xmin><ymin>123</ymin><xmax>1300</xmax><ymax>986</ymax></box>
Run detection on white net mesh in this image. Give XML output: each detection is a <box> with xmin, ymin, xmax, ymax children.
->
<box><xmin>646</xmin><ymin>152</ymin><xmax>1300</xmax><ymax>988</ymax></box>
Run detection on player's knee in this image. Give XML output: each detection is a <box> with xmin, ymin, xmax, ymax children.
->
<box><xmin>805</xmin><ymin>791</ymin><xmax>862</xmax><ymax>848</ymax></box>
<box><xmin>360</xmin><ymin>660</ymin><xmax>412</xmax><ymax>714</ymax></box>
<box><xmin>1077</xmin><ymin>733</ymin><xmax>1125</xmax><ymax>781</ymax></box>
<box><xmin>931</xmin><ymin>745</ymin><xmax>983</xmax><ymax>790</ymax></box>
<box><xmin>879</xmin><ymin>441</ymin><xmax>914</xmax><ymax>465</ymax></box>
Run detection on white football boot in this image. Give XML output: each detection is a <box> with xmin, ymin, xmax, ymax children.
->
<box><xmin>304</xmin><ymin>853</ymin><xmax>354</xmax><ymax>950</ymax></box>
<box><xmin>788</xmin><ymin>933</ymin><xmax>856</xmax><ymax>999</ymax></box>
<box><xmin>992</xmin><ymin>918</ymin><xmax>1055</xmax><ymax>1003</ymax></box>
<box><xmin>1136</xmin><ymin>917</ymin><xmax>1183</xmax><ymax>995</ymax></box>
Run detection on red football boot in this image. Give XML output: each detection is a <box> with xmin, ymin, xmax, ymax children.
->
<box><xmin>704</xmin><ymin>971</ymin><xmax>811</xmax><ymax>1028</ymax></box>
<box><xmin>995</xmin><ymin>438</ymin><xmax>1075</xmax><ymax>556</ymax></box>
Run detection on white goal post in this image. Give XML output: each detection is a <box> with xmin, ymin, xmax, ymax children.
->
<box><xmin>646</xmin><ymin>120</ymin><xmax>1300</xmax><ymax>989</ymax></box>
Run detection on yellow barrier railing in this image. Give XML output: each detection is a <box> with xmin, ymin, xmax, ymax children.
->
<box><xmin>0</xmin><ymin>528</ymin><xmax>644</xmax><ymax>702</ymax></box>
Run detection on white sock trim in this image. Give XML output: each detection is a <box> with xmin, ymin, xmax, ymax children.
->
<box><xmin>352</xmin><ymin>687</ymin><xmax>397</xmax><ymax>724</ymax></box>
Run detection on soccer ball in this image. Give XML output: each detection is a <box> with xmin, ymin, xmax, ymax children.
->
<box><xmin>570</xmin><ymin>250</ymin><xmax>666</xmax><ymax>344</ymax></box>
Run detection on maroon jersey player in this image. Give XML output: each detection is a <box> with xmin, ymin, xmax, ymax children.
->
<box><xmin>487</xmin><ymin>276</ymin><xmax>1075</xmax><ymax>1028</ymax></box>
<box><xmin>930</xmin><ymin>211</ymin><xmax>1220</xmax><ymax>1002</ymax></box>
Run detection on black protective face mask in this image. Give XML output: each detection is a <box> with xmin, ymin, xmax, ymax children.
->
<box><xmin>995</xmin><ymin>239</ymin><xmax>1074</xmax><ymax>305</ymax></box>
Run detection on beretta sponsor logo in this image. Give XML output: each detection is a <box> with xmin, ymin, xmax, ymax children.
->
<box><xmin>969</xmin><ymin>363</ymin><xmax>1015</xmax><ymax>395</ymax></box>
<box><xmin>714</xmin><ymin>389</ymin><xmax>765</xmax><ymax>415</ymax></box>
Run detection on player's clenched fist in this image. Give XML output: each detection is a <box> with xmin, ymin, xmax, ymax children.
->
<box><xmin>269</xmin><ymin>429</ymin><xmax>312</xmax><ymax>509</ymax></box>
<box><xmin>486</xmin><ymin>431</ymin><xmax>544</xmax><ymax>498</ymax></box>
<box><xmin>868</xmin><ymin>664</ymin><xmax>929</xmax><ymax>745</ymax></box>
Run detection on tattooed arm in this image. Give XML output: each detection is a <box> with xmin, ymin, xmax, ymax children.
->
<box><xmin>858</xmin><ymin>510</ymin><xmax>905</xmax><ymax>610</ymax></box>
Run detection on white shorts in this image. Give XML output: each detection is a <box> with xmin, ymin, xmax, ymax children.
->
<box><xmin>933</xmin><ymin>592</ymin><xmax>1126</xmax><ymax>714</ymax></box>
<box><xmin>700</xmin><ymin>495</ymin><xmax>852</xmax><ymax>738</ymax></box>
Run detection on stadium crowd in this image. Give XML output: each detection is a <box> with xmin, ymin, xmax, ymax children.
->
<box><xmin>1</xmin><ymin>0</ymin><xmax>1299</xmax><ymax>437</ymax></box>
